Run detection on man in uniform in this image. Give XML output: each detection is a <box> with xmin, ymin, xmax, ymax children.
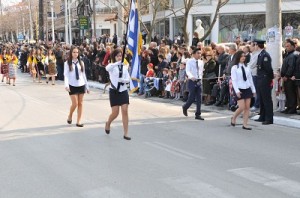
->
<box><xmin>254</xmin><ymin>40</ymin><xmax>274</xmax><ymax>125</ymax></box>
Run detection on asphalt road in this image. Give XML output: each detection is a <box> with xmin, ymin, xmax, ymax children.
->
<box><xmin>1</xmin><ymin>73</ymin><xmax>300</xmax><ymax>198</ymax></box>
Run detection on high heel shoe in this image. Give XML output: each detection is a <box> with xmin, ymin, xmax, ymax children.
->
<box><xmin>105</xmin><ymin>122</ymin><xmax>110</xmax><ymax>134</ymax></box>
<box><xmin>242</xmin><ymin>126</ymin><xmax>252</xmax><ymax>130</ymax></box>
<box><xmin>231</xmin><ymin>117</ymin><xmax>235</xmax><ymax>127</ymax></box>
<box><xmin>123</xmin><ymin>136</ymin><xmax>131</xmax><ymax>140</ymax></box>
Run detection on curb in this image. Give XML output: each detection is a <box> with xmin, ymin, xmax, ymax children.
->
<box><xmin>88</xmin><ymin>81</ymin><xmax>300</xmax><ymax>129</ymax></box>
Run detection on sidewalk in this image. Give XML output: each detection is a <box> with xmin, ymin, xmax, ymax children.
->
<box><xmin>88</xmin><ymin>81</ymin><xmax>300</xmax><ymax>129</ymax></box>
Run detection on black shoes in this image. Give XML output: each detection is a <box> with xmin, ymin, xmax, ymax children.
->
<box><xmin>67</xmin><ymin>119</ymin><xmax>72</xmax><ymax>124</ymax></box>
<box><xmin>231</xmin><ymin>117</ymin><xmax>235</xmax><ymax>126</ymax></box>
<box><xmin>123</xmin><ymin>136</ymin><xmax>131</xmax><ymax>140</ymax></box>
<box><xmin>262</xmin><ymin>121</ymin><xmax>273</xmax><ymax>125</ymax></box>
<box><xmin>214</xmin><ymin>101</ymin><xmax>222</xmax><ymax>106</ymax></box>
<box><xmin>254</xmin><ymin>119</ymin><xmax>264</xmax><ymax>122</ymax></box>
<box><xmin>242</xmin><ymin>126</ymin><xmax>252</xmax><ymax>130</ymax></box>
<box><xmin>76</xmin><ymin>123</ymin><xmax>84</xmax><ymax>127</ymax></box>
<box><xmin>182</xmin><ymin>106</ymin><xmax>188</xmax><ymax>117</ymax></box>
<box><xmin>195</xmin><ymin>116</ymin><xmax>204</xmax><ymax>120</ymax></box>
<box><xmin>105</xmin><ymin>122</ymin><xmax>110</xmax><ymax>134</ymax></box>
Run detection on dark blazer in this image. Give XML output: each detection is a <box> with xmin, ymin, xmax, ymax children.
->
<box><xmin>281</xmin><ymin>51</ymin><xmax>296</xmax><ymax>78</ymax></box>
<box><xmin>257</xmin><ymin>49</ymin><xmax>274</xmax><ymax>80</ymax></box>
<box><xmin>217</xmin><ymin>52</ymin><xmax>229</xmax><ymax>76</ymax></box>
<box><xmin>295</xmin><ymin>55</ymin><xmax>300</xmax><ymax>86</ymax></box>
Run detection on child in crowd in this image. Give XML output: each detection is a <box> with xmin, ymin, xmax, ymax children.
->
<box><xmin>161</xmin><ymin>68</ymin><xmax>169</xmax><ymax>98</ymax></box>
<box><xmin>146</xmin><ymin>63</ymin><xmax>155</xmax><ymax>77</ymax></box>
<box><xmin>275</xmin><ymin>69</ymin><xmax>286</xmax><ymax>112</ymax></box>
<box><xmin>178</xmin><ymin>61</ymin><xmax>187</xmax><ymax>99</ymax></box>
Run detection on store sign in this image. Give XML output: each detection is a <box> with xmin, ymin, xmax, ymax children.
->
<box><xmin>79</xmin><ymin>16</ymin><xmax>89</xmax><ymax>30</ymax></box>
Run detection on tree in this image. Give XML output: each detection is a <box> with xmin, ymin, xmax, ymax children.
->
<box><xmin>168</xmin><ymin>0</ymin><xmax>229</xmax><ymax>44</ymax></box>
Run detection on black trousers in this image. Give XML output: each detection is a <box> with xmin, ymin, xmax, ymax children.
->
<box><xmin>257</xmin><ymin>76</ymin><xmax>273</xmax><ymax>122</ymax></box>
<box><xmin>183</xmin><ymin>80</ymin><xmax>202</xmax><ymax>116</ymax></box>
<box><xmin>284</xmin><ymin>79</ymin><xmax>297</xmax><ymax>111</ymax></box>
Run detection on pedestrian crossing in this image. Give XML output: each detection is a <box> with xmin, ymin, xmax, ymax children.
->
<box><xmin>146</xmin><ymin>140</ymin><xmax>300</xmax><ymax>197</ymax></box>
<box><xmin>228</xmin><ymin>167</ymin><xmax>300</xmax><ymax>197</ymax></box>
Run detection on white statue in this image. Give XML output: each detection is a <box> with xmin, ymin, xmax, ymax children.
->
<box><xmin>195</xmin><ymin>19</ymin><xmax>205</xmax><ymax>38</ymax></box>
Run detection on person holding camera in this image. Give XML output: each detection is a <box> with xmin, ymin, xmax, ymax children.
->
<box><xmin>182</xmin><ymin>48</ymin><xmax>204</xmax><ymax>120</ymax></box>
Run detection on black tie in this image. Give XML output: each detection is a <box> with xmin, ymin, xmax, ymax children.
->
<box><xmin>241</xmin><ymin>65</ymin><xmax>247</xmax><ymax>81</ymax></box>
<box><xmin>73</xmin><ymin>61</ymin><xmax>79</xmax><ymax>80</ymax></box>
<box><xmin>196</xmin><ymin>60</ymin><xmax>199</xmax><ymax>79</ymax></box>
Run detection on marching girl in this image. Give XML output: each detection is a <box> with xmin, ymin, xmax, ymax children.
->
<box><xmin>104</xmin><ymin>48</ymin><xmax>131</xmax><ymax>140</ymax></box>
<box><xmin>27</xmin><ymin>48</ymin><xmax>37</xmax><ymax>82</ymax></box>
<box><xmin>32</xmin><ymin>48</ymin><xmax>45</xmax><ymax>83</ymax></box>
<box><xmin>0</xmin><ymin>48</ymin><xmax>9</xmax><ymax>84</ymax></box>
<box><xmin>7</xmin><ymin>48</ymin><xmax>18</xmax><ymax>86</ymax></box>
<box><xmin>45</xmin><ymin>49</ymin><xmax>57</xmax><ymax>85</ymax></box>
<box><xmin>64</xmin><ymin>46</ymin><xmax>90</xmax><ymax>127</ymax></box>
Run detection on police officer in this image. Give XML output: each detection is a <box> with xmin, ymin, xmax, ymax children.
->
<box><xmin>254</xmin><ymin>40</ymin><xmax>274</xmax><ymax>125</ymax></box>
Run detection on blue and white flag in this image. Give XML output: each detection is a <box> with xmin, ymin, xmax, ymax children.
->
<box><xmin>126</xmin><ymin>0</ymin><xmax>141</xmax><ymax>93</ymax></box>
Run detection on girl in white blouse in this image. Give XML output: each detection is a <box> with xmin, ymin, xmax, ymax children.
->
<box><xmin>105</xmin><ymin>49</ymin><xmax>131</xmax><ymax>140</ymax></box>
<box><xmin>64</xmin><ymin>47</ymin><xmax>89</xmax><ymax>127</ymax></box>
<box><xmin>231</xmin><ymin>50</ymin><xmax>256</xmax><ymax>130</ymax></box>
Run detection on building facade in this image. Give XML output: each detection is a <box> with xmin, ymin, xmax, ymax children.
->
<box><xmin>141</xmin><ymin>0</ymin><xmax>300</xmax><ymax>45</ymax></box>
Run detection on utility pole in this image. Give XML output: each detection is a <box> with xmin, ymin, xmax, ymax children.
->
<box><xmin>266</xmin><ymin>0</ymin><xmax>282</xmax><ymax>108</ymax></box>
<box><xmin>68</xmin><ymin>0</ymin><xmax>72</xmax><ymax>45</ymax></box>
<box><xmin>93</xmin><ymin>0</ymin><xmax>96</xmax><ymax>38</ymax></box>
<box><xmin>65</xmin><ymin>0</ymin><xmax>69</xmax><ymax>44</ymax></box>
<box><xmin>0</xmin><ymin>0</ymin><xmax>2</xmax><ymax>40</ymax></box>
<box><xmin>28</xmin><ymin>0</ymin><xmax>34</xmax><ymax>41</ymax></box>
<box><xmin>50</xmin><ymin>1</ymin><xmax>55</xmax><ymax>44</ymax></box>
<box><xmin>39</xmin><ymin>0</ymin><xmax>44</xmax><ymax>41</ymax></box>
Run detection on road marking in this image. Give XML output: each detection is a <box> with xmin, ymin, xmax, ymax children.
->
<box><xmin>290</xmin><ymin>162</ymin><xmax>300</xmax><ymax>168</ymax></box>
<box><xmin>162</xmin><ymin>176</ymin><xmax>236</xmax><ymax>198</ymax></box>
<box><xmin>144</xmin><ymin>142</ymin><xmax>205</xmax><ymax>160</ymax></box>
<box><xmin>82</xmin><ymin>187</ymin><xmax>128</xmax><ymax>198</ymax></box>
<box><xmin>228</xmin><ymin>167</ymin><xmax>300</xmax><ymax>197</ymax></box>
<box><xmin>20</xmin><ymin>93</ymin><xmax>49</xmax><ymax>105</ymax></box>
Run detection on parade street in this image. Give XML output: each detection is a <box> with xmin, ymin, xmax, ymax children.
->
<box><xmin>0</xmin><ymin>73</ymin><xmax>300</xmax><ymax>198</ymax></box>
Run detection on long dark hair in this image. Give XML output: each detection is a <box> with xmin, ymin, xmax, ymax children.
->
<box><xmin>68</xmin><ymin>46</ymin><xmax>83</xmax><ymax>72</ymax></box>
<box><xmin>110</xmin><ymin>48</ymin><xmax>122</xmax><ymax>63</ymax></box>
<box><xmin>233</xmin><ymin>50</ymin><xmax>245</xmax><ymax>66</ymax></box>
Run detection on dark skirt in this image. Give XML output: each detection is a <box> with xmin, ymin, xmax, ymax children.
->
<box><xmin>109</xmin><ymin>88</ymin><xmax>129</xmax><ymax>107</ymax></box>
<box><xmin>235</xmin><ymin>87</ymin><xmax>253</xmax><ymax>100</ymax></box>
<box><xmin>69</xmin><ymin>85</ymin><xmax>86</xmax><ymax>95</ymax></box>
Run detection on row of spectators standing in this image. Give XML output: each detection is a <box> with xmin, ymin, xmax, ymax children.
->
<box><xmin>136</xmin><ymin>37</ymin><xmax>300</xmax><ymax>115</ymax></box>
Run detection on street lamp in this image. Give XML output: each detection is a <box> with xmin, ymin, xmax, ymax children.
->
<box><xmin>50</xmin><ymin>0</ymin><xmax>55</xmax><ymax>44</ymax></box>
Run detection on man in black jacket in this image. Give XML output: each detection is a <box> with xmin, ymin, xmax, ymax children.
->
<box><xmin>281</xmin><ymin>39</ymin><xmax>297</xmax><ymax>114</ymax></box>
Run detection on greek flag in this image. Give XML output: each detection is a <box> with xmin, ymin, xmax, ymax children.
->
<box><xmin>127</xmin><ymin>0</ymin><xmax>141</xmax><ymax>93</ymax></box>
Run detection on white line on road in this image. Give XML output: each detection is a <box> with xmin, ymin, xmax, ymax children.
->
<box><xmin>153</xmin><ymin>141</ymin><xmax>205</xmax><ymax>160</ymax></box>
<box><xmin>144</xmin><ymin>142</ymin><xmax>205</xmax><ymax>160</ymax></box>
<box><xmin>228</xmin><ymin>167</ymin><xmax>300</xmax><ymax>197</ymax></box>
<box><xmin>290</xmin><ymin>162</ymin><xmax>300</xmax><ymax>168</ymax></box>
<box><xmin>162</xmin><ymin>176</ymin><xmax>237</xmax><ymax>198</ymax></box>
<box><xmin>82</xmin><ymin>187</ymin><xmax>129</xmax><ymax>198</ymax></box>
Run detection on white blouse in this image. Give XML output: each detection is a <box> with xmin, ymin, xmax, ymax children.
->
<box><xmin>64</xmin><ymin>60</ymin><xmax>89</xmax><ymax>90</ymax></box>
<box><xmin>106</xmin><ymin>61</ymin><xmax>130</xmax><ymax>92</ymax></box>
<box><xmin>231</xmin><ymin>63</ymin><xmax>256</xmax><ymax>94</ymax></box>
<box><xmin>185</xmin><ymin>58</ymin><xmax>204</xmax><ymax>80</ymax></box>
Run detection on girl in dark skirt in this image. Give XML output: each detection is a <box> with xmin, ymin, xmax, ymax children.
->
<box><xmin>64</xmin><ymin>46</ymin><xmax>90</xmax><ymax>127</ymax></box>
<box><xmin>105</xmin><ymin>49</ymin><xmax>131</xmax><ymax>140</ymax></box>
<box><xmin>230</xmin><ymin>50</ymin><xmax>256</xmax><ymax>130</ymax></box>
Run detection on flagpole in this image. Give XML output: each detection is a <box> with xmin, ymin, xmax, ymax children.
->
<box><xmin>121</xmin><ymin>0</ymin><xmax>133</xmax><ymax>64</ymax></box>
